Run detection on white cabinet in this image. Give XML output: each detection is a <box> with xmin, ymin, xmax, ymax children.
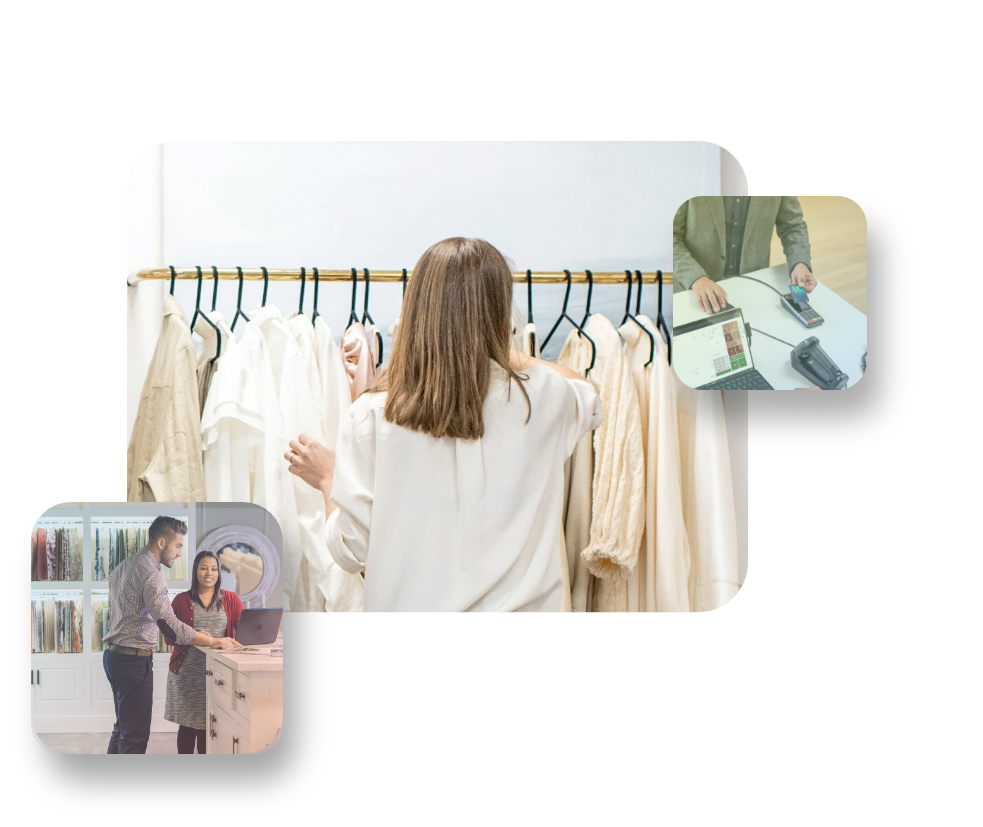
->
<box><xmin>208</xmin><ymin>699</ymin><xmax>236</xmax><ymax>754</ymax></box>
<box><xmin>203</xmin><ymin>647</ymin><xmax>282</xmax><ymax>754</ymax></box>
<box><xmin>34</xmin><ymin>661</ymin><xmax>85</xmax><ymax>712</ymax></box>
<box><xmin>235</xmin><ymin>720</ymin><xmax>250</xmax><ymax>755</ymax></box>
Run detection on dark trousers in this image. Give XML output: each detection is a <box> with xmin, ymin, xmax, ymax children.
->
<box><xmin>177</xmin><ymin>725</ymin><xmax>207</xmax><ymax>754</ymax></box>
<box><xmin>103</xmin><ymin>648</ymin><xmax>154</xmax><ymax>754</ymax></box>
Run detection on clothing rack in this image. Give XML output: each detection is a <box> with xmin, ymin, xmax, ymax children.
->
<box><xmin>130</xmin><ymin>267</ymin><xmax>674</xmax><ymax>285</ymax></box>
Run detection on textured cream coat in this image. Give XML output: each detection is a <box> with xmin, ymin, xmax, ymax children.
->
<box><xmin>127</xmin><ymin>295</ymin><xmax>206</xmax><ymax>502</ymax></box>
<box><xmin>558</xmin><ymin>316</ymin><xmax>645</xmax><ymax>611</ymax></box>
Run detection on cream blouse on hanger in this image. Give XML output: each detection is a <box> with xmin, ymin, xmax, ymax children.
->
<box><xmin>325</xmin><ymin>361</ymin><xmax>604</xmax><ymax>611</ymax></box>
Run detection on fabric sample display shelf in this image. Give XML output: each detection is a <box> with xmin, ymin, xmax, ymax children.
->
<box><xmin>31</xmin><ymin>591</ymin><xmax>84</xmax><ymax>654</ymax></box>
<box><xmin>31</xmin><ymin>504</ymin><xmax>193</xmax><ymax>733</ymax></box>
<box><xmin>31</xmin><ymin>521</ymin><xmax>83</xmax><ymax>582</ymax></box>
<box><xmin>91</xmin><ymin>520</ymin><xmax>185</xmax><ymax>582</ymax></box>
<box><xmin>90</xmin><ymin>589</ymin><xmax>181</xmax><ymax>654</ymax></box>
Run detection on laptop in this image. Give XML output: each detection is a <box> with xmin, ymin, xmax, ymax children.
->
<box><xmin>234</xmin><ymin>608</ymin><xmax>283</xmax><ymax>646</ymax></box>
<box><xmin>673</xmin><ymin>306</ymin><xmax>774</xmax><ymax>390</ymax></box>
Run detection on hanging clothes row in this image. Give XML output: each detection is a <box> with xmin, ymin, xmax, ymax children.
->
<box><xmin>540</xmin><ymin>271</ymin><xmax>738</xmax><ymax>612</ymax></box>
<box><xmin>128</xmin><ymin>266</ymin><xmax>374</xmax><ymax>611</ymax></box>
<box><xmin>30</xmin><ymin>526</ymin><xmax>82</xmax><ymax>582</ymax></box>
<box><xmin>30</xmin><ymin>595</ymin><xmax>83</xmax><ymax>653</ymax></box>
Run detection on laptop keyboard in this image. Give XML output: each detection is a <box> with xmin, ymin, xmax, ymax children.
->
<box><xmin>701</xmin><ymin>369</ymin><xmax>774</xmax><ymax>390</ymax></box>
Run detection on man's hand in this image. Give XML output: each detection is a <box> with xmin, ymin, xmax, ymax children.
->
<box><xmin>789</xmin><ymin>263</ymin><xmax>817</xmax><ymax>293</ymax></box>
<box><xmin>691</xmin><ymin>276</ymin><xmax>729</xmax><ymax>315</ymax></box>
<box><xmin>285</xmin><ymin>434</ymin><xmax>336</xmax><ymax>492</ymax></box>
<box><xmin>211</xmin><ymin>637</ymin><xmax>244</xmax><ymax>650</ymax></box>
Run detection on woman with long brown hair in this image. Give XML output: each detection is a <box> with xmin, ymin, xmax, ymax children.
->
<box><xmin>286</xmin><ymin>238</ymin><xmax>603</xmax><ymax>611</ymax></box>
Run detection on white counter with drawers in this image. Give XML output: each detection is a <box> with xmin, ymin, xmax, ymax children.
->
<box><xmin>196</xmin><ymin>637</ymin><xmax>283</xmax><ymax>754</ymax></box>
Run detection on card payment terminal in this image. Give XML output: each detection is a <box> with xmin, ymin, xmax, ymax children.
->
<box><xmin>780</xmin><ymin>293</ymin><xmax>824</xmax><ymax>328</ymax></box>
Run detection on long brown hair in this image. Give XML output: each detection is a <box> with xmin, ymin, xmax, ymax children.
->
<box><xmin>366</xmin><ymin>237</ymin><xmax>530</xmax><ymax>439</ymax></box>
<box><xmin>189</xmin><ymin>550</ymin><xmax>222</xmax><ymax>611</ymax></box>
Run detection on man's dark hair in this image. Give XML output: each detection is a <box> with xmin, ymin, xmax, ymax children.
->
<box><xmin>148</xmin><ymin>516</ymin><xmax>188</xmax><ymax>546</ymax></box>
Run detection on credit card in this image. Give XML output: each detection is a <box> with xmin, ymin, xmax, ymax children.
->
<box><xmin>789</xmin><ymin>283</ymin><xmax>809</xmax><ymax>303</ymax></box>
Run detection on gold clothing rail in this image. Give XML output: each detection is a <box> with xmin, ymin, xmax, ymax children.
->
<box><xmin>130</xmin><ymin>267</ymin><xmax>673</xmax><ymax>285</ymax></box>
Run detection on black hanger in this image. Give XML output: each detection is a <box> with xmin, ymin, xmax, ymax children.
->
<box><xmin>348</xmin><ymin>267</ymin><xmax>359</xmax><ymax>327</ymax></box>
<box><xmin>579</xmin><ymin>269</ymin><xmax>594</xmax><ymax>330</ymax></box>
<box><xmin>168</xmin><ymin>265</ymin><xmax>177</xmax><ymax>296</ymax></box>
<box><xmin>231</xmin><ymin>266</ymin><xmax>250</xmax><ymax>331</ymax></box>
<box><xmin>298</xmin><ymin>266</ymin><xmax>306</xmax><ymax>316</ymax></box>
<box><xmin>360</xmin><ymin>268</ymin><xmax>384</xmax><ymax>367</ymax></box>
<box><xmin>261</xmin><ymin>267</ymin><xmax>269</xmax><ymax>307</ymax></box>
<box><xmin>541</xmin><ymin>269</ymin><xmax>597</xmax><ymax>372</ymax></box>
<box><xmin>191</xmin><ymin>265</ymin><xmax>205</xmax><ymax>330</ymax></box>
<box><xmin>191</xmin><ymin>266</ymin><xmax>222</xmax><ymax>362</ymax></box>
<box><xmin>621</xmin><ymin>270</ymin><xmax>656</xmax><ymax>366</ymax></box>
<box><xmin>401</xmin><ymin>268</ymin><xmax>408</xmax><ymax>297</ymax></box>
<box><xmin>311</xmin><ymin>267</ymin><xmax>321</xmax><ymax>323</ymax></box>
<box><xmin>525</xmin><ymin>269</ymin><xmax>537</xmax><ymax>355</ymax></box>
<box><xmin>639</xmin><ymin>269</ymin><xmax>672</xmax><ymax>365</ymax></box>
<box><xmin>210</xmin><ymin>266</ymin><xmax>220</xmax><ymax>311</ymax></box>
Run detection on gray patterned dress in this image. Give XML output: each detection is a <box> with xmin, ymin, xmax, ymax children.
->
<box><xmin>164</xmin><ymin>600</ymin><xmax>227</xmax><ymax>730</ymax></box>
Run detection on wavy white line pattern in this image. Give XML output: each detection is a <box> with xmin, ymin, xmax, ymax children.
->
<box><xmin>271</xmin><ymin>0</ymin><xmax>968</xmax><ymax>820</ymax></box>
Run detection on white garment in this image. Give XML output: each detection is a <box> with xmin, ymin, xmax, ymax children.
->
<box><xmin>672</xmin><ymin>355</ymin><xmax>740</xmax><ymax>612</ymax></box>
<box><xmin>201</xmin><ymin>311</ymin><xmax>302</xmax><ymax>612</ymax></box>
<box><xmin>314</xmin><ymin>317</ymin><xmax>353</xmax><ymax>450</ymax></box>
<box><xmin>325</xmin><ymin>362</ymin><xmax>604</xmax><ymax>611</ymax></box>
<box><xmin>623</xmin><ymin>316</ymin><xmax>691</xmax><ymax>612</ymax></box>
<box><xmin>255</xmin><ymin>307</ymin><xmax>363</xmax><ymax>613</ymax></box>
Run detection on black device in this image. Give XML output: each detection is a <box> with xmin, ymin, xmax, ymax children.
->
<box><xmin>234</xmin><ymin>608</ymin><xmax>283</xmax><ymax>645</ymax></box>
<box><xmin>790</xmin><ymin>337</ymin><xmax>849</xmax><ymax>389</ymax></box>
<box><xmin>780</xmin><ymin>293</ymin><xmax>824</xmax><ymax>328</ymax></box>
<box><xmin>673</xmin><ymin>306</ymin><xmax>775</xmax><ymax>390</ymax></box>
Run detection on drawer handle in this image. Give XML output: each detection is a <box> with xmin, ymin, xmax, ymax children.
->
<box><xmin>235</xmin><ymin>691</ymin><xmax>246</xmax><ymax>700</ymax></box>
<box><xmin>205</xmin><ymin>669</ymin><xmax>213</xmax><ymax>677</ymax></box>
<box><xmin>215</xmin><ymin>679</ymin><xmax>225</xmax><ymax>687</ymax></box>
<box><xmin>210</xmin><ymin>713</ymin><xmax>216</xmax><ymax>724</ymax></box>
<box><xmin>232</xmin><ymin>735</ymin><xmax>239</xmax><ymax>754</ymax></box>
<box><xmin>210</xmin><ymin>728</ymin><xmax>216</xmax><ymax>739</ymax></box>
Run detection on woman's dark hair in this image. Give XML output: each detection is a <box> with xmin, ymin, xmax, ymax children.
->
<box><xmin>188</xmin><ymin>550</ymin><xmax>222</xmax><ymax>611</ymax></box>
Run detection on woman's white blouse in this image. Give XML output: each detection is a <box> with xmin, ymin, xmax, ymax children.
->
<box><xmin>325</xmin><ymin>362</ymin><xmax>604</xmax><ymax>611</ymax></box>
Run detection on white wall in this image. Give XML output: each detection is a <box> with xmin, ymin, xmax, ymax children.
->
<box><xmin>127</xmin><ymin>145</ymin><xmax>165</xmax><ymax>433</ymax></box>
<box><xmin>155</xmin><ymin>141</ymin><xmax>722</xmax><ymax>362</ymax></box>
<box><xmin>720</xmin><ymin>145</ymin><xmax>748</xmax><ymax>198</ymax></box>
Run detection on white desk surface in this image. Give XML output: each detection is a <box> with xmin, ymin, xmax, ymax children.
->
<box><xmin>672</xmin><ymin>264</ymin><xmax>867</xmax><ymax>390</ymax></box>
<box><xmin>195</xmin><ymin>636</ymin><xmax>283</xmax><ymax>673</ymax></box>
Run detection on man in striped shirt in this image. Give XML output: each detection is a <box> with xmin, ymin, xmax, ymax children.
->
<box><xmin>103</xmin><ymin>515</ymin><xmax>242</xmax><ymax>753</ymax></box>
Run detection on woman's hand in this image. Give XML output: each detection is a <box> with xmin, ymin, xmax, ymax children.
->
<box><xmin>285</xmin><ymin>434</ymin><xmax>336</xmax><ymax>492</ymax></box>
<box><xmin>210</xmin><ymin>637</ymin><xmax>244</xmax><ymax>650</ymax></box>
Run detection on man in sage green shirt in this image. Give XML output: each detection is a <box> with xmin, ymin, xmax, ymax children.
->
<box><xmin>673</xmin><ymin>196</ymin><xmax>815</xmax><ymax>314</ymax></box>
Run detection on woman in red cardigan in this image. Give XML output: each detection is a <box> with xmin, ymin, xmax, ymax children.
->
<box><xmin>162</xmin><ymin>550</ymin><xmax>243</xmax><ymax>753</ymax></box>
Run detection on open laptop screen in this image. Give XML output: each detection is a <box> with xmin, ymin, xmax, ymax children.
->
<box><xmin>673</xmin><ymin>307</ymin><xmax>754</xmax><ymax>388</ymax></box>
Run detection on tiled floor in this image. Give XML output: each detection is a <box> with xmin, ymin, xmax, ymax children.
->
<box><xmin>37</xmin><ymin>732</ymin><xmax>181</xmax><ymax>754</ymax></box>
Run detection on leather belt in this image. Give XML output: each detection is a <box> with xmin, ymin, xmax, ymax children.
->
<box><xmin>107</xmin><ymin>644</ymin><xmax>154</xmax><ymax>657</ymax></box>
